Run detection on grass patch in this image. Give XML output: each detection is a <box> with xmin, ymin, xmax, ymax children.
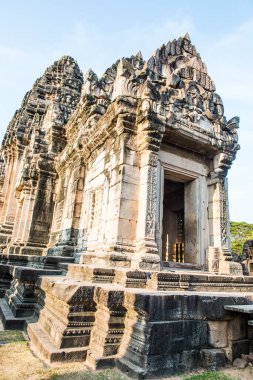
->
<box><xmin>49</xmin><ymin>368</ymin><xmax>128</xmax><ymax>379</ymax></box>
<box><xmin>0</xmin><ymin>329</ymin><xmax>243</xmax><ymax>380</ymax></box>
<box><xmin>0</xmin><ymin>329</ymin><xmax>25</xmax><ymax>345</ymax></box>
<box><xmin>183</xmin><ymin>371</ymin><xmax>239</xmax><ymax>380</ymax></box>
<box><xmin>0</xmin><ymin>341</ymin><xmax>56</xmax><ymax>380</ymax></box>
<box><xmin>0</xmin><ymin>340</ymin><xmax>128</xmax><ymax>380</ymax></box>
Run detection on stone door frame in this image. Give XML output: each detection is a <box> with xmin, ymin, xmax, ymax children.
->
<box><xmin>157</xmin><ymin>150</ymin><xmax>209</xmax><ymax>268</ymax></box>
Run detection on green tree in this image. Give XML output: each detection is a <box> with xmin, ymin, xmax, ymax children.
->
<box><xmin>230</xmin><ymin>221</ymin><xmax>253</xmax><ymax>255</ymax></box>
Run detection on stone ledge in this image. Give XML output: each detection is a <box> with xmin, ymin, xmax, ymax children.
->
<box><xmin>0</xmin><ymin>298</ymin><xmax>31</xmax><ymax>330</ymax></box>
<box><xmin>28</xmin><ymin>322</ymin><xmax>88</xmax><ymax>363</ymax></box>
<box><xmin>224</xmin><ymin>305</ymin><xmax>253</xmax><ymax>313</ymax></box>
<box><xmin>64</xmin><ymin>263</ymin><xmax>253</xmax><ymax>292</ymax></box>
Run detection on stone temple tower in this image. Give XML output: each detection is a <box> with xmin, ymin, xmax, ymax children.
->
<box><xmin>0</xmin><ymin>35</ymin><xmax>251</xmax><ymax>378</ymax></box>
<box><xmin>0</xmin><ymin>56</ymin><xmax>83</xmax><ymax>255</ymax></box>
<box><xmin>0</xmin><ymin>34</ymin><xmax>242</xmax><ymax>273</ymax></box>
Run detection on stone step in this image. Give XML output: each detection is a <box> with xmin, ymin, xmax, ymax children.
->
<box><xmin>224</xmin><ymin>305</ymin><xmax>253</xmax><ymax>313</ymax></box>
<box><xmin>0</xmin><ymin>253</ymin><xmax>75</xmax><ymax>269</ymax></box>
<box><xmin>28</xmin><ymin>322</ymin><xmax>88</xmax><ymax>363</ymax></box>
<box><xmin>117</xmin><ymin>357</ymin><xmax>145</xmax><ymax>378</ymax></box>
<box><xmin>64</xmin><ymin>263</ymin><xmax>253</xmax><ymax>292</ymax></box>
<box><xmin>85</xmin><ymin>350</ymin><xmax>117</xmax><ymax>370</ymax></box>
<box><xmin>0</xmin><ymin>298</ymin><xmax>32</xmax><ymax>330</ymax></box>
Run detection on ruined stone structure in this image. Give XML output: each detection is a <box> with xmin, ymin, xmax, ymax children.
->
<box><xmin>1</xmin><ymin>35</ymin><xmax>253</xmax><ymax>377</ymax></box>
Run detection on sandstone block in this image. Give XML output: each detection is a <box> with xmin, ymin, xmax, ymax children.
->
<box><xmin>208</xmin><ymin>321</ymin><xmax>228</xmax><ymax>348</ymax></box>
<box><xmin>227</xmin><ymin>316</ymin><xmax>247</xmax><ymax>341</ymax></box>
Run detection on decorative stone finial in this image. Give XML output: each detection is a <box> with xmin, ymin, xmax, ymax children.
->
<box><xmin>183</xmin><ymin>32</ymin><xmax>191</xmax><ymax>42</ymax></box>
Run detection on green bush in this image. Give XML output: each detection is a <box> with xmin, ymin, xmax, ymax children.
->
<box><xmin>230</xmin><ymin>221</ymin><xmax>253</xmax><ymax>255</ymax></box>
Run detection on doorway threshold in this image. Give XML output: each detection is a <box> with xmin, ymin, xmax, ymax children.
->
<box><xmin>162</xmin><ymin>261</ymin><xmax>203</xmax><ymax>271</ymax></box>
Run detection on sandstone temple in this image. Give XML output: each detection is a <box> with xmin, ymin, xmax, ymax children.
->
<box><xmin>0</xmin><ymin>34</ymin><xmax>253</xmax><ymax>378</ymax></box>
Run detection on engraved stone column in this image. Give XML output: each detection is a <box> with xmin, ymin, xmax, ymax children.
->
<box><xmin>24</xmin><ymin>173</ymin><xmax>55</xmax><ymax>255</ymax></box>
<box><xmin>132</xmin><ymin>151</ymin><xmax>160</xmax><ymax>270</ymax></box>
<box><xmin>16</xmin><ymin>187</ymin><xmax>36</xmax><ymax>249</ymax></box>
<box><xmin>9</xmin><ymin>200</ymin><xmax>23</xmax><ymax>245</ymax></box>
<box><xmin>0</xmin><ymin>151</ymin><xmax>23</xmax><ymax>248</ymax></box>
<box><xmin>49</xmin><ymin>158</ymin><xmax>85</xmax><ymax>257</ymax></box>
<box><xmin>4</xmin><ymin>185</ymin><xmax>34</xmax><ymax>254</ymax></box>
<box><xmin>0</xmin><ymin>156</ymin><xmax>15</xmax><ymax>228</ymax></box>
<box><xmin>0</xmin><ymin>153</ymin><xmax>13</xmax><ymax>221</ymax></box>
<box><xmin>208</xmin><ymin>174</ymin><xmax>242</xmax><ymax>275</ymax></box>
<box><xmin>208</xmin><ymin>176</ymin><xmax>228</xmax><ymax>249</ymax></box>
<box><xmin>0</xmin><ymin>159</ymin><xmax>5</xmax><ymax>217</ymax></box>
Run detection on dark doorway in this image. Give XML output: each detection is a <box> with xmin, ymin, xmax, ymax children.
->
<box><xmin>162</xmin><ymin>179</ymin><xmax>185</xmax><ymax>262</ymax></box>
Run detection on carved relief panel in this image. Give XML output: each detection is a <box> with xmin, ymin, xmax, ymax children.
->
<box><xmin>86</xmin><ymin>186</ymin><xmax>103</xmax><ymax>241</ymax></box>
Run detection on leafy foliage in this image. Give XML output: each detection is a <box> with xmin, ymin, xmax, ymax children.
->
<box><xmin>230</xmin><ymin>221</ymin><xmax>253</xmax><ymax>255</ymax></box>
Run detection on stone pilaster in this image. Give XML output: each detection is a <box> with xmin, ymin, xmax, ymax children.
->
<box><xmin>5</xmin><ymin>155</ymin><xmax>56</xmax><ymax>256</ymax></box>
<box><xmin>132</xmin><ymin>150</ymin><xmax>160</xmax><ymax>270</ymax></box>
<box><xmin>102</xmin><ymin>133</ymin><xmax>139</xmax><ymax>267</ymax></box>
<box><xmin>0</xmin><ymin>153</ymin><xmax>15</xmax><ymax>227</ymax></box>
<box><xmin>0</xmin><ymin>151</ymin><xmax>23</xmax><ymax>249</ymax></box>
<box><xmin>0</xmin><ymin>155</ymin><xmax>6</xmax><ymax>218</ymax></box>
<box><xmin>48</xmin><ymin>157</ymin><xmax>85</xmax><ymax>257</ymax></box>
<box><xmin>5</xmin><ymin>184</ymin><xmax>36</xmax><ymax>254</ymax></box>
<box><xmin>207</xmin><ymin>154</ymin><xmax>242</xmax><ymax>275</ymax></box>
<box><xmin>86</xmin><ymin>288</ymin><xmax>126</xmax><ymax>368</ymax></box>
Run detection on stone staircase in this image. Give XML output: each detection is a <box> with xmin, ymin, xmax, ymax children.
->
<box><xmin>27</xmin><ymin>277</ymin><xmax>127</xmax><ymax>365</ymax></box>
<box><xmin>27</xmin><ymin>278</ymin><xmax>96</xmax><ymax>363</ymax></box>
<box><xmin>0</xmin><ymin>254</ymin><xmax>75</xmax><ymax>329</ymax></box>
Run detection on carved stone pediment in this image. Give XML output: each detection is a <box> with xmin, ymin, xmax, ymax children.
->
<box><xmin>56</xmin><ymin>34</ymin><xmax>238</xmax><ymax>167</ymax></box>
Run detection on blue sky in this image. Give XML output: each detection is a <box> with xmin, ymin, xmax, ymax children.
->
<box><xmin>0</xmin><ymin>0</ymin><xmax>252</xmax><ymax>222</ymax></box>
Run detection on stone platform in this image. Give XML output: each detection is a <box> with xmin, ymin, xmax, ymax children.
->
<box><xmin>1</xmin><ymin>259</ymin><xmax>253</xmax><ymax>377</ymax></box>
<box><xmin>64</xmin><ymin>263</ymin><xmax>253</xmax><ymax>292</ymax></box>
<box><xmin>25</xmin><ymin>273</ymin><xmax>253</xmax><ymax>378</ymax></box>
